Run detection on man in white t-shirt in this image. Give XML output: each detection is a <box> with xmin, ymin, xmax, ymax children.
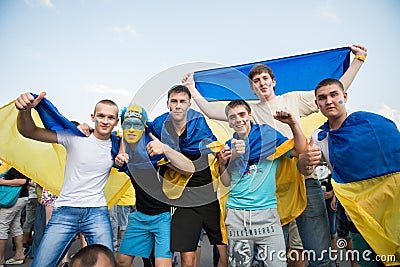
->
<box><xmin>15</xmin><ymin>92</ymin><xmax>120</xmax><ymax>267</ymax></box>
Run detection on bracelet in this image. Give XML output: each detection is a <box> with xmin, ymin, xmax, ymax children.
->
<box><xmin>354</xmin><ymin>55</ymin><xmax>366</xmax><ymax>62</ymax></box>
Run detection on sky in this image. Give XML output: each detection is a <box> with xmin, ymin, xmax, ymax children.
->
<box><xmin>1</xmin><ymin>0</ymin><xmax>399</xmax><ymax>127</ymax></box>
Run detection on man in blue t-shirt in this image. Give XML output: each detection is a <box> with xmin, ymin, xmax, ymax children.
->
<box><xmin>218</xmin><ymin>100</ymin><xmax>306</xmax><ymax>267</ymax></box>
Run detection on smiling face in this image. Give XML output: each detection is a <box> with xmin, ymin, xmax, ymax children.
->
<box><xmin>250</xmin><ymin>71</ymin><xmax>277</xmax><ymax>101</ymax></box>
<box><xmin>91</xmin><ymin>102</ymin><xmax>119</xmax><ymax>140</ymax></box>
<box><xmin>167</xmin><ymin>91</ymin><xmax>191</xmax><ymax>123</ymax></box>
<box><xmin>315</xmin><ymin>83</ymin><xmax>347</xmax><ymax>122</ymax></box>
<box><xmin>227</xmin><ymin>105</ymin><xmax>252</xmax><ymax>139</ymax></box>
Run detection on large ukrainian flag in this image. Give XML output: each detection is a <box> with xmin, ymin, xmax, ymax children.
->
<box><xmin>192</xmin><ymin>47</ymin><xmax>351</xmax><ymax>225</ymax></box>
<box><xmin>319</xmin><ymin>111</ymin><xmax>400</xmax><ymax>266</ymax></box>
<box><xmin>0</xmin><ymin>96</ymin><xmax>131</xmax><ymax>208</ymax></box>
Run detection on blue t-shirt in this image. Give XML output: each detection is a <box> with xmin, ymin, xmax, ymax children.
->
<box><xmin>226</xmin><ymin>151</ymin><xmax>291</xmax><ymax>210</ymax></box>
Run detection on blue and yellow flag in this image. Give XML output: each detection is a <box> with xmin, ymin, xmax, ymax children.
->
<box><xmin>194</xmin><ymin>47</ymin><xmax>350</xmax><ymax>101</ymax></box>
<box><xmin>149</xmin><ymin>109</ymin><xmax>228</xmax><ymax>243</ymax></box>
<box><xmin>319</xmin><ymin>111</ymin><xmax>400</xmax><ymax>266</ymax></box>
<box><xmin>148</xmin><ymin>109</ymin><xmax>225</xmax><ymax>198</ymax></box>
<box><xmin>149</xmin><ymin>109</ymin><xmax>220</xmax><ymax>155</ymax></box>
<box><xmin>225</xmin><ymin>124</ymin><xmax>303</xmax><ymax>225</ymax></box>
<box><xmin>0</xmin><ymin>96</ymin><xmax>131</xmax><ymax>208</ymax></box>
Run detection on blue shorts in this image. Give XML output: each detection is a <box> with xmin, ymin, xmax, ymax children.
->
<box><xmin>119</xmin><ymin>211</ymin><xmax>172</xmax><ymax>259</ymax></box>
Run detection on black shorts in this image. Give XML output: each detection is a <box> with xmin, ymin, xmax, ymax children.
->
<box><xmin>171</xmin><ymin>200</ymin><xmax>224</xmax><ymax>252</ymax></box>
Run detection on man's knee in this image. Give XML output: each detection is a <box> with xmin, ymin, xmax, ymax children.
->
<box><xmin>116</xmin><ymin>253</ymin><xmax>134</xmax><ymax>267</ymax></box>
<box><xmin>181</xmin><ymin>251</ymin><xmax>196</xmax><ymax>267</ymax></box>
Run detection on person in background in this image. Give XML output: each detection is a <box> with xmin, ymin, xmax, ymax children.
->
<box><xmin>0</xmin><ymin>167</ymin><xmax>30</xmax><ymax>265</ymax></box>
<box><xmin>22</xmin><ymin>180</ymin><xmax>37</xmax><ymax>248</ymax></box>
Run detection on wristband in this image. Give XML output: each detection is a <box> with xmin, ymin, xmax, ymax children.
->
<box><xmin>354</xmin><ymin>55</ymin><xmax>366</xmax><ymax>62</ymax></box>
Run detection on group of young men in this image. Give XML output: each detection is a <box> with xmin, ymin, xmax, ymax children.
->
<box><xmin>11</xmin><ymin>44</ymin><xmax>399</xmax><ymax>267</ymax></box>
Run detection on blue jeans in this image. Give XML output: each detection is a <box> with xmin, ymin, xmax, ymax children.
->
<box><xmin>31</xmin><ymin>206</ymin><xmax>113</xmax><ymax>267</ymax></box>
<box><xmin>295</xmin><ymin>179</ymin><xmax>335</xmax><ymax>267</ymax></box>
<box><xmin>26</xmin><ymin>203</ymin><xmax>46</xmax><ymax>258</ymax></box>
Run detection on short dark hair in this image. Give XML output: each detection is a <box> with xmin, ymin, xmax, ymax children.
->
<box><xmin>70</xmin><ymin>244</ymin><xmax>116</xmax><ymax>267</ymax></box>
<box><xmin>225</xmin><ymin>100</ymin><xmax>252</xmax><ymax>117</ymax></box>
<box><xmin>314</xmin><ymin>78</ymin><xmax>345</xmax><ymax>96</ymax></box>
<box><xmin>248</xmin><ymin>64</ymin><xmax>275</xmax><ymax>81</ymax></box>
<box><xmin>167</xmin><ymin>85</ymin><xmax>191</xmax><ymax>100</ymax></box>
<box><xmin>93</xmin><ymin>99</ymin><xmax>119</xmax><ymax>116</ymax></box>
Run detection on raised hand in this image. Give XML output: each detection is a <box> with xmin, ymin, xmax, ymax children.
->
<box><xmin>298</xmin><ymin>136</ymin><xmax>321</xmax><ymax>173</ymax></box>
<box><xmin>146</xmin><ymin>132</ymin><xmax>164</xmax><ymax>157</ymax></box>
<box><xmin>15</xmin><ymin>92</ymin><xmax>46</xmax><ymax>111</ymax></box>
<box><xmin>273</xmin><ymin>109</ymin><xmax>296</xmax><ymax>125</ymax></box>
<box><xmin>218</xmin><ymin>144</ymin><xmax>232</xmax><ymax>166</ymax></box>
<box><xmin>182</xmin><ymin>72</ymin><xmax>195</xmax><ymax>86</ymax></box>
<box><xmin>350</xmin><ymin>44</ymin><xmax>367</xmax><ymax>58</ymax></box>
<box><xmin>231</xmin><ymin>138</ymin><xmax>246</xmax><ymax>159</ymax></box>
<box><xmin>115</xmin><ymin>152</ymin><xmax>129</xmax><ymax>166</ymax></box>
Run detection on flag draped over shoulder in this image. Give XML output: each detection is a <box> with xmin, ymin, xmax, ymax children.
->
<box><xmin>319</xmin><ymin>111</ymin><xmax>400</xmax><ymax>266</ymax></box>
<box><xmin>0</xmin><ymin>96</ymin><xmax>131</xmax><ymax>208</ymax></box>
<box><xmin>225</xmin><ymin>123</ymin><xmax>289</xmax><ymax>174</ymax></box>
<box><xmin>148</xmin><ymin>109</ymin><xmax>224</xmax><ymax>198</ymax></box>
<box><xmin>225</xmin><ymin>124</ymin><xmax>303</xmax><ymax>225</ymax></box>
<box><xmin>149</xmin><ymin>109</ymin><xmax>227</xmax><ymax>243</ymax></box>
<box><xmin>149</xmin><ymin>109</ymin><xmax>220</xmax><ymax>155</ymax></box>
<box><xmin>194</xmin><ymin>47</ymin><xmax>350</xmax><ymax>101</ymax></box>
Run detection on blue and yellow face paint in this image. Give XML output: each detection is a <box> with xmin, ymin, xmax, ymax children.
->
<box><xmin>121</xmin><ymin>104</ymin><xmax>148</xmax><ymax>144</ymax></box>
<box><xmin>122</xmin><ymin>118</ymin><xmax>145</xmax><ymax>143</ymax></box>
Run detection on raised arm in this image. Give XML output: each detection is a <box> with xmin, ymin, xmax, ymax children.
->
<box><xmin>182</xmin><ymin>73</ymin><xmax>227</xmax><ymax>121</ymax></box>
<box><xmin>274</xmin><ymin>110</ymin><xmax>307</xmax><ymax>156</ymax></box>
<box><xmin>339</xmin><ymin>44</ymin><xmax>367</xmax><ymax>92</ymax></box>
<box><xmin>15</xmin><ymin>92</ymin><xmax>58</xmax><ymax>143</ymax></box>
<box><xmin>146</xmin><ymin>133</ymin><xmax>195</xmax><ymax>176</ymax></box>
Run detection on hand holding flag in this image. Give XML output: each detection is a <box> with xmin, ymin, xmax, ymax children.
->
<box><xmin>15</xmin><ymin>92</ymin><xmax>46</xmax><ymax>111</ymax></box>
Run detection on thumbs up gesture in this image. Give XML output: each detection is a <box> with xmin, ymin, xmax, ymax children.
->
<box><xmin>146</xmin><ymin>132</ymin><xmax>164</xmax><ymax>157</ymax></box>
<box><xmin>231</xmin><ymin>138</ymin><xmax>246</xmax><ymax>159</ymax></box>
<box><xmin>298</xmin><ymin>136</ymin><xmax>322</xmax><ymax>174</ymax></box>
<box><xmin>15</xmin><ymin>92</ymin><xmax>46</xmax><ymax>111</ymax></box>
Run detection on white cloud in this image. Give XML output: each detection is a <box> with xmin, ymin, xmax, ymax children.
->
<box><xmin>375</xmin><ymin>103</ymin><xmax>400</xmax><ymax>128</ymax></box>
<box><xmin>317</xmin><ymin>0</ymin><xmax>341</xmax><ymax>24</ymax></box>
<box><xmin>112</xmin><ymin>25</ymin><xmax>140</xmax><ymax>38</ymax></box>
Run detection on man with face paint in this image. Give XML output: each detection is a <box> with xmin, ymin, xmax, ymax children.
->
<box><xmin>148</xmin><ymin>85</ymin><xmax>228</xmax><ymax>267</ymax></box>
<box><xmin>218</xmin><ymin>100</ymin><xmax>306</xmax><ymax>267</ymax></box>
<box><xmin>115</xmin><ymin>104</ymin><xmax>195</xmax><ymax>267</ymax></box>
<box><xmin>183</xmin><ymin>45</ymin><xmax>368</xmax><ymax>267</ymax></box>
<box><xmin>15</xmin><ymin>92</ymin><xmax>120</xmax><ymax>267</ymax></box>
<box><xmin>297</xmin><ymin>78</ymin><xmax>400</xmax><ymax>267</ymax></box>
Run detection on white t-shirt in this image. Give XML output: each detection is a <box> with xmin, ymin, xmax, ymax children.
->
<box><xmin>306</xmin><ymin>129</ymin><xmax>332</xmax><ymax>180</ymax></box>
<box><xmin>250</xmin><ymin>91</ymin><xmax>318</xmax><ymax>138</ymax></box>
<box><xmin>55</xmin><ymin>131</ymin><xmax>113</xmax><ymax>207</ymax></box>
